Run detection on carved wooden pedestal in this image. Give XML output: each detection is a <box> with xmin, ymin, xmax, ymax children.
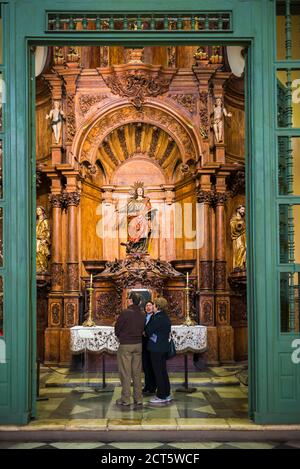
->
<box><xmin>37</xmin><ymin>274</ymin><xmax>51</xmax><ymax>363</ymax></box>
<box><xmin>229</xmin><ymin>269</ymin><xmax>248</xmax><ymax>361</ymax></box>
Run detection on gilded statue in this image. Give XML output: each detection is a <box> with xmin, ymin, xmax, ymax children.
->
<box><xmin>36</xmin><ymin>206</ymin><xmax>51</xmax><ymax>273</ymax></box>
<box><xmin>230</xmin><ymin>205</ymin><xmax>246</xmax><ymax>270</ymax></box>
<box><xmin>46</xmin><ymin>100</ymin><xmax>65</xmax><ymax>144</ymax></box>
<box><xmin>212</xmin><ymin>97</ymin><xmax>232</xmax><ymax>143</ymax></box>
<box><xmin>120</xmin><ymin>181</ymin><xmax>153</xmax><ymax>255</ymax></box>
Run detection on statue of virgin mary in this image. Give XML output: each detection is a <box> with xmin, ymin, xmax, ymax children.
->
<box><xmin>121</xmin><ymin>181</ymin><xmax>152</xmax><ymax>255</ymax></box>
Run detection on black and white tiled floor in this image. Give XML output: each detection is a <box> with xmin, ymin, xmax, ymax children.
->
<box><xmin>34</xmin><ymin>366</ymin><xmax>249</xmax><ymax>423</ymax></box>
<box><xmin>1</xmin><ymin>366</ymin><xmax>299</xmax><ymax>445</ymax></box>
<box><xmin>0</xmin><ymin>441</ymin><xmax>299</xmax><ymax>449</ymax></box>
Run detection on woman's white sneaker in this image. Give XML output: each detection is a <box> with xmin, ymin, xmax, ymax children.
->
<box><xmin>166</xmin><ymin>395</ymin><xmax>173</xmax><ymax>402</ymax></box>
<box><xmin>149</xmin><ymin>396</ymin><xmax>168</xmax><ymax>404</ymax></box>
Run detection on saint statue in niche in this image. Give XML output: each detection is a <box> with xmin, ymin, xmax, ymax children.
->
<box><xmin>211</xmin><ymin>97</ymin><xmax>232</xmax><ymax>143</ymax></box>
<box><xmin>230</xmin><ymin>205</ymin><xmax>246</xmax><ymax>270</ymax></box>
<box><xmin>36</xmin><ymin>206</ymin><xmax>51</xmax><ymax>273</ymax></box>
<box><xmin>120</xmin><ymin>181</ymin><xmax>153</xmax><ymax>255</ymax></box>
<box><xmin>46</xmin><ymin>100</ymin><xmax>65</xmax><ymax>144</ymax></box>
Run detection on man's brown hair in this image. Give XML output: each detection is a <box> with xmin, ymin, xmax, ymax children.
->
<box><xmin>128</xmin><ymin>291</ymin><xmax>141</xmax><ymax>306</ymax></box>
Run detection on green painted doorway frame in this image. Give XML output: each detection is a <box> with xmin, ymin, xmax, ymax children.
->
<box><xmin>0</xmin><ymin>0</ymin><xmax>299</xmax><ymax>425</ymax></box>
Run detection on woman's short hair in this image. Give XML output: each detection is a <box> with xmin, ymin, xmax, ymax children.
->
<box><xmin>154</xmin><ymin>297</ymin><xmax>168</xmax><ymax>313</ymax></box>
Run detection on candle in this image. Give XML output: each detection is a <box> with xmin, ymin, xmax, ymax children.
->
<box><xmin>90</xmin><ymin>274</ymin><xmax>93</xmax><ymax>286</ymax></box>
<box><xmin>186</xmin><ymin>272</ymin><xmax>189</xmax><ymax>286</ymax></box>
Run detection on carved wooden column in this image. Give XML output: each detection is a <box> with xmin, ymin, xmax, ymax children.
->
<box><xmin>60</xmin><ymin>173</ymin><xmax>81</xmax><ymax>365</ymax></box>
<box><xmin>59</xmin><ymin>60</ymin><xmax>81</xmax><ymax>163</ymax></box>
<box><xmin>197</xmin><ymin>174</ymin><xmax>219</xmax><ymax>365</ymax></box>
<box><xmin>193</xmin><ymin>67</ymin><xmax>216</xmax><ymax>165</ymax></box>
<box><xmin>214</xmin><ymin>176</ymin><xmax>234</xmax><ymax>364</ymax></box>
<box><xmin>44</xmin><ymin>174</ymin><xmax>63</xmax><ymax>365</ymax></box>
<box><xmin>64</xmin><ymin>190</ymin><xmax>80</xmax><ymax>293</ymax></box>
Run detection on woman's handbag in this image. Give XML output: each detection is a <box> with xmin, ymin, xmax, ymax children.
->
<box><xmin>167</xmin><ymin>337</ymin><xmax>176</xmax><ymax>360</ymax></box>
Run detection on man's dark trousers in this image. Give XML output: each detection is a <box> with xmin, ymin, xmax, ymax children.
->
<box><xmin>142</xmin><ymin>336</ymin><xmax>156</xmax><ymax>392</ymax></box>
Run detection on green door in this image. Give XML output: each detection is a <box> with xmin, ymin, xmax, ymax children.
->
<box><xmin>0</xmin><ymin>0</ymin><xmax>299</xmax><ymax>425</ymax></box>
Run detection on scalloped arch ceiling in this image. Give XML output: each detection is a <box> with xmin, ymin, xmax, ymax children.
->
<box><xmin>96</xmin><ymin>122</ymin><xmax>181</xmax><ymax>182</ymax></box>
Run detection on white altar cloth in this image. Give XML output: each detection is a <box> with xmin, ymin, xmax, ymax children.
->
<box><xmin>70</xmin><ymin>325</ymin><xmax>207</xmax><ymax>354</ymax></box>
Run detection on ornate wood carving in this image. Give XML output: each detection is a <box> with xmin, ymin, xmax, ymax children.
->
<box><xmin>212</xmin><ymin>191</ymin><xmax>228</xmax><ymax>206</ymax></box>
<box><xmin>215</xmin><ymin>260</ymin><xmax>227</xmax><ymax>290</ymax></box>
<box><xmin>197</xmin><ymin>189</ymin><xmax>213</xmax><ymax>204</ymax></box>
<box><xmin>54</xmin><ymin>46</ymin><xmax>65</xmax><ymax>66</ymax></box>
<box><xmin>149</xmin><ymin>126</ymin><xmax>160</xmax><ymax>158</ymax></box>
<box><xmin>51</xmin><ymin>263</ymin><xmax>63</xmax><ymax>290</ymax></box>
<box><xmin>167</xmin><ymin>46</ymin><xmax>176</xmax><ymax>68</ymax></box>
<box><xmin>226</xmin><ymin>169</ymin><xmax>246</xmax><ymax>197</ymax></box>
<box><xmin>36</xmin><ymin>164</ymin><xmax>44</xmax><ymax>188</ymax></box>
<box><xmin>64</xmin><ymin>302</ymin><xmax>76</xmax><ymax>327</ymax></box>
<box><xmin>135</xmin><ymin>123</ymin><xmax>143</xmax><ymax>150</ymax></box>
<box><xmin>80</xmin><ymin>105</ymin><xmax>196</xmax><ymax>163</ymax></box>
<box><xmin>49</xmin><ymin>193</ymin><xmax>63</xmax><ymax>208</ymax></box>
<box><xmin>218</xmin><ymin>302</ymin><xmax>228</xmax><ymax>323</ymax></box>
<box><xmin>200</xmin><ymin>299</ymin><xmax>214</xmax><ymax>326</ymax></box>
<box><xmin>67</xmin><ymin>47</ymin><xmax>80</xmax><ymax>64</ymax></box>
<box><xmin>160</xmin><ymin>140</ymin><xmax>176</xmax><ymax>165</ymax></box>
<box><xmin>67</xmin><ymin>263</ymin><xmax>79</xmax><ymax>291</ymax></box>
<box><xmin>200</xmin><ymin>261</ymin><xmax>214</xmax><ymax>290</ymax></box>
<box><xmin>100</xmin><ymin>66</ymin><xmax>176</xmax><ymax>110</ymax></box>
<box><xmin>117</xmin><ymin>127</ymin><xmax>130</xmax><ymax>159</ymax></box>
<box><xmin>62</xmin><ymin>191</ymin><xmax>81</xmax><ymax>208</ymax></box>
<box><xmin>100</xmin><ymin>46</ymin><xmax>109</xmax><ymax>67</ymax></box>
<box><xmin>66</xmin><ymin>94</ymin><xmax>76</xmax><ymax>142</ymax></box>
<box><xmin>199</xmin><ymin>91</ymin><xmax>209</xmax><ymax>139</ymax></box>
<box><xmin>94</xmin><ymin>291</ymin><xmax>118</xmax><ymax>324</ymax></box>
<box><xmin>169</xmin><ymin>94</ymin><xmax>197</xmax><ymax>114</ymax></box>
<box><xmin>216</xmin><ymin>297</ymin><xmax>230</xmax><ymax>325</ymax></box>
<box><xmin>79</xmin><ymin>94</ymin><xmax>109</xmax><ymax>115</ymax></box>
<box><xmin>230</xmin><ymin>294</ymin><xmax>247</xmax><ymax>324</ymax></box>
<box><xmin>50</xmin><ymin>302</ymin><xmax>61</xmax><ymax>326</ymax></box>
<box><xmin>163</xmin><ymin>289</ymin><xmax>184</xmax><ymax>323</ymax></box>
<box><xmin>102</xmin><ymin>140</ymin><xmax>120</xmax><ymax>166</ymax></box>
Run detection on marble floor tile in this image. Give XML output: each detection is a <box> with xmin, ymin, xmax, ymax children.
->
<box><xmin>6</xmin><ymin>442</ymin><xmax>47</xmax><ymax>449</ymax></box>
<box><xmin>226</xmin><ymin>442</ymin><xmax>277</xmax><ymax>450</ymax></box>
<box><xmin>141</xmin><ymin>418</ymin><xmax>178</xmax><ymax>430</ymax></box>
<box><xmin>65</xmin><ymin>419</ymin><xmax>107</xmax><ymax>430</ymax></box>
<box><xmin>176</xmin><ymin>417</ymin><xmax>229</xmax><ymax>429</ymax></box>
<box><xmin>109</xmin><ymin>442</ymin><xmax>163</xmax><ymax>449</ymax></box>
<box><xmin>168</xmin><ymin>442</ymin><xmax>222</xmax><ymax>450</ymax></box>
<box><xmin>51</xmin><ymin>442</ymin><xmax>105</xmax><ymax>449</ymax></box>
<box><xmin>35</xmin><ymin>367</ymin><xmax>253</xmax><ymax>425</ymax></box>
<box><xmin>108</xmin><ymin>419</ymin><xmax>143</xmax><ymax>430</ymax></box>
<box><xmin>284</xmin><ymin>441</ymin><xmax>300</xmax><ymax>448</ymax></box>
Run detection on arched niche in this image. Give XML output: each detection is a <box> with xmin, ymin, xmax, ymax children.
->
<box><xmin>72</xmin><ymin>101</ymin><xmax>202</xmax><ymax>175</ymax></box>
<box><xmin>111</xmin><ymin>155</ymin><xmax>166</xmax><ymax>186</ymax></box>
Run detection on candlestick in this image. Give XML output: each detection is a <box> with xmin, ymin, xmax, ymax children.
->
<box><xmin>183</xmin><ymin>271</ymin><xmax>196</xmax><ymax>326</ymax></box>
<box><xmin>83</xmin><ymin>278</ymin><xmax>96</xmax><ymax>327</ymax></box>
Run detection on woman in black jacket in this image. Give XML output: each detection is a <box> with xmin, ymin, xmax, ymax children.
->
<box><xmin>145</xmin><ymin>297</ymin><xmax>173</xmax><ymax>404</ymax></box>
